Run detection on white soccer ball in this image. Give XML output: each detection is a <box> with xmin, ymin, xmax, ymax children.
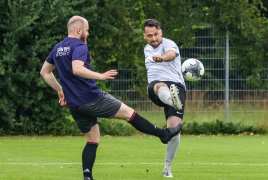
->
<box><xmin>181</xmin><ymin>58</ymin><xmax>205</xmax><ymax>81</ymax></box>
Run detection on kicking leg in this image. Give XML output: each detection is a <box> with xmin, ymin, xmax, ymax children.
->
<box><xmin>154</xmin><ymin>82</ymin><xmax>173</xmax><ymax>106</ymax></box>
<box><xmin>113</xmin><ymin>103</ymin><xmax>165</xmax><ymax>137</ymax></box>
<box><xmin>113</xmin><ymin>103</ymin><xmax>183</xmax><ymax>144</ymax></box>
<box><xmin>154</xmin><ymin>83</ymin><xmax>183</xmax><ymax>110</ymax></box>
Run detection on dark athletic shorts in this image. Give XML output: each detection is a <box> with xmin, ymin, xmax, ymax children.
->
<box><xmin>69</xmin><ymin>92</ymin><xmax>122</xmax><ymax>133</ymax></box>
<box><xmin>147</xmin><ymin>80</ymin><xmax>186</xmax><ymax>120</ymax></box>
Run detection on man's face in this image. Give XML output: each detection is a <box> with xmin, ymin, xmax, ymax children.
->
<box><xmin>143</xmin><ymin>26</ymin><xmax>163</xmax><ymax>48</ymax></box>
<box><xmin>80</xmin><ymin>21</ymin><xmax>89</xmax><ymax>43</ymax></box>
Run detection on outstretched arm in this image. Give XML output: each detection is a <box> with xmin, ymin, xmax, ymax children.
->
<box><xmin>72</xmin><ymin>60</ymin><xmax>118</xmax><ymax>80</ymax></box>
<box><xmin>40</xmin><ymin>61</ymin><xmax>66</xmax><ymax>106</ymax></box>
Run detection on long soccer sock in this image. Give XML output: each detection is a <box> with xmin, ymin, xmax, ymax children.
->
<box><xmin>82</xmin><ymin>141</ymin><xmax>98</xmax><ymax>178</ymax></box>
<box><xmin>158</xmin><ymin>86</ymin><xmax>172</xmax><ymax>106</ymax></box>
<box><xmin>164</xmin><ymin>134</ymin><xmax>180</xmax><ymax>169</ymax></box>
<box><xmin>128</xmin><ymin>111</ymin><xmax>164</xmax><ymax>137</ymax></box>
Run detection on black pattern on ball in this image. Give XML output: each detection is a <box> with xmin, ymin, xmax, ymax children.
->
<box><xmin>182</xmin><ymin>59</ymin><xmax>203</xmax><ymax>79</ymax></box>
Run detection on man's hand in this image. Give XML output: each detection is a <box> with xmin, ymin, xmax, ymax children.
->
<box><xmin>58</xmin><ymin>90</ymin><xmax>67</xmax><ymax>106</ymax></box>
<box><xmin>153</xmin><ymin>55</ymin><xmax>165</xmax><ymax>62</ymax></box>
<box><xmin>101</xmin><ymin>70</ymin><xmax>118</xmax><ymax>80</ymax></box>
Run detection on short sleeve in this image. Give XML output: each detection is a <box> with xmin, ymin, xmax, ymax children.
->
<box><xmin>144</xmin><ymin>45</ymin><xmax>152</xmax><ymax>59</ymax></box>
<box><xmin>163</xmin><ymin>40</ymin><xmax>180</xmax><ymax>57</ymax></box>
<box><xmin>46</xmin><ymin>51</ymin><xmax>55</xmax><ymax>64</ymax></box>
<box><xmin>144</xmin><ymin>47</ymin><xmax>149</xmax><ymax>58</ymax></box>
<box><xmin>72</xmin><ymin>44</ymin><xmax>88</xmax><ymax>63</ymax></box>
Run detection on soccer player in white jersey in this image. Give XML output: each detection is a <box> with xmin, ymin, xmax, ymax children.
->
<box><xmin>143</xmin><ymin>19</ymin><xmax>186</xmax><ymax>178</ymax></box>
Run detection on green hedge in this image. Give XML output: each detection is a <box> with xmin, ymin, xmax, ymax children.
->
<box><xmin>99</xmin><ymin>118</ymin><xmax>136</xmax><ymax>136</ymax></box>
<box><xmin>180</xmin><ymin>120</ymin><xmax>267</xmax><ymax>135</ymax></box>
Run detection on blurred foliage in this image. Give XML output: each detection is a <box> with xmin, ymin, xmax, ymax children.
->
<box><xmin>180</xmin><ymin>120</ymin><xmax>267</xmax><ymax>135</ymax></box>
<box><xmin>99</xmin><ymin>118</ymin><xmax>137</xmax><ymax>136</ymax></box>
<box><xmin>0</xmin><ymin>0</ymin><xmax>267</xmax><ymax>135</ymax></box>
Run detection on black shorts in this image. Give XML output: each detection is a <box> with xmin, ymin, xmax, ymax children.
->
<box><xmin>69</xmin><ymin>92</ymin><xmax>122</xmax><ymax>133</ymax></box>
<box><xmin>147</xmin><ymin>81</ymin><xmax>186</xmax><ymax>120</ymax></box>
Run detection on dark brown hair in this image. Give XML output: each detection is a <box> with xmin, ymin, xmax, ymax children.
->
<box><xmin>143</xmin><ymin>19</ymin><xmax>161</xmax><ymax>31</ymax></box>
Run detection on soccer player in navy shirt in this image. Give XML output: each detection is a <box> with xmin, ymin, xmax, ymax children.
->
<box><xmin>40</xmin><ymin>16</ymin><xmax>183</xmax><ymax>180</ymax></box>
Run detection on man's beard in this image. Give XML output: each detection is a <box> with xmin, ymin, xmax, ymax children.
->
<box><xmin>150</xmin><ymin>41</ymin><xmax>159</xmax><ymax>48</ymax></box>
<box><xmin>80</xmin><ymin>32</ymin><xmax>87</xmax><ymax>43</ymax></box>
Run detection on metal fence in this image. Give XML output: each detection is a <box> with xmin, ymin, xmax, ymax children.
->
<box><xmin>107</xmin><ymin>27</ymin><xmax>268</xmax><ymax>126</ymax></box>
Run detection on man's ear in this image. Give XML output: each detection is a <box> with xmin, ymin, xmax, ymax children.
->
<box><xmin>77</xmin><ymin>27</ymin><xmax>82</xmax><ymax>35</ymax></box>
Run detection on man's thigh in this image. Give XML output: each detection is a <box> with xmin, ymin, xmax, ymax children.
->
<box><xmin>113</xmin><ymin>103</ymin><xmax>134</xmax><ymax>121</ymax></box>
<box><xmin>69</xmin><ymin>106</ymin><xmax>100</xmax><ymax>133</ymax></box>
<box><xmin>148</xmin><ymin>81</ymin><xmax>186</xmax><ymax>121</ymax></box>
<box><xmin>164</xmin><ymin>82</ymin><xmax>186</xmax><ymax>120</ymax></box>
<box><xmin>69</xmin><ymin>92</ymin><xmax>122</xmax><ymax>133</ymax></box>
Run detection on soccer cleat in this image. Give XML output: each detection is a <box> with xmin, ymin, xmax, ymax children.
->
<box><xmin>170</xmin><ymin>84</ymin><xmax>183</xmax><ymax>110</ymax></box>
<box><xmin>83</xmin><ymin>177</ymin><xmax>94</xmax><ymax>180</ymax></box>
<box><xmin>160</xmin><ymin>123</ymin><xmax>183</xmax><ymax>144</ymax></box>
<box><xmin>162</xmin><ymin>168</ymin><xmax>173</xmax><ymax>177</ymax></box>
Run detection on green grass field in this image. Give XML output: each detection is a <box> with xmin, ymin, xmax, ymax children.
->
<box><xmin>0</xmin><ymin>135</ymin><xmax>268</xmax><ymax>180</ymax></box>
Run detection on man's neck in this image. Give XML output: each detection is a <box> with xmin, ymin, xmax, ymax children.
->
<box><xmin>68</xmin><ymin>34</ymin><xmax>79</xmax><ymax>39</ymax></box>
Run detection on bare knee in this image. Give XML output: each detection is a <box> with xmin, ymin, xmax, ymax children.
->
<box><xmin>85</xmin><ymin>124</ymin><xmax>100</xmax><ymax>143</ymax></box>
<box><xmin>154</xmin><ymin>82</ymin><xmax>169</xmax><ymax>95</ymax></box>
<box><xmin>113</xmin><ymin>103</ymin><xmax>135</xmax><ymax>121</ymax></box>
<box><xmin>167</xmin><ymin>116</ymin><xmax>182</xmax><ymax>128</ymax></box>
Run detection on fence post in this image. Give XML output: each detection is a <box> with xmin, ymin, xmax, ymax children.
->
<box><xmin>225</xmin><ymin>28</ymin><xmax>229</xmax><ymax>123</ymax></box>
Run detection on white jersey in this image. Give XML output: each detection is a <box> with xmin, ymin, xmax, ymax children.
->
<box><xmin>144</xmin><ymin>37</ymin><xmax>185</xmax><ymax>88</ymax></box>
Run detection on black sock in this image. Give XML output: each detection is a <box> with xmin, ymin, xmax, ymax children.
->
<box><xmin>82</xmin><ymin>142</ymin><xmax>98</xmax><ymax>178</ymax></box>
<box><xmin>128</xmin><ymin>111</ymin><xmax>164</xmax><ymax>137</ymax></box>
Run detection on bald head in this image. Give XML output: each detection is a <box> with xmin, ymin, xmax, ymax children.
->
<box><xmin>67</xmin><ymin>16</ymin><xmax>87</xmax><ymax>33</ymax></box>
<box><xmin>67</xmin><ymin>16</ymin><xmax>89</xmax><ymax>43</ymax></box>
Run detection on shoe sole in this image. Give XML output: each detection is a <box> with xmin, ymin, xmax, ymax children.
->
<box><xmin>170</xmin><ymin>84</ymin><xmax>183</xmax><ymax>110</ymax></box>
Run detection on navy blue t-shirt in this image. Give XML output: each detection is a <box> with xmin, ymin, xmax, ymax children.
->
<box><xmin>46</xmin><ymin>37</ymin><xmax>103</xmax><ymax>107</ymax></box>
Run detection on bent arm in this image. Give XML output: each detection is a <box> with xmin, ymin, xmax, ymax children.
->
<box><xmin>40</xmin><ymin>61</ymin><xmax>63</xmax><ymax>92</ymax></box>
<box><xmin>162</xmin><ymin>50</ymin><xmax>176</xmax><ymax>62</ymax></box>
<box><xmin>152</xmin><ymin>50</ymin><xmax>176</xmax><ymax>62</ymax></box>
<box><xmin>72</xmin><ymin>60</ymin><xmax>117</xmax><ymax>80</ymax></box>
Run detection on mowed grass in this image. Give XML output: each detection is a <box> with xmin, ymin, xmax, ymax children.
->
<box><xmin>0</xmin><ymin>135</ymin><xmax>268</xmax><ymax>180</ymax></box>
